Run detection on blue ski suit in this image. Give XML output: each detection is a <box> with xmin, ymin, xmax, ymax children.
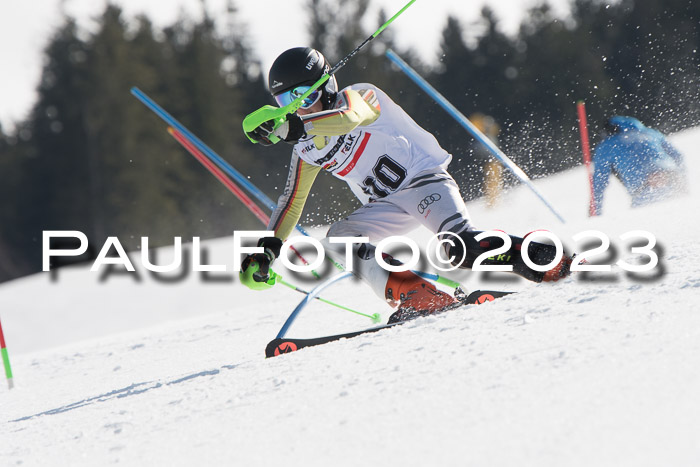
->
<box><xmin>592</xmin><ymin>116</ymin><xmax>685</xmax><ymax>214</ymax></box>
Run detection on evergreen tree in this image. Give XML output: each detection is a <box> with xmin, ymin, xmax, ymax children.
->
<box><xmin>0</xmin><ymin>128</ymin><xmax>31</xmax><ymax>280</ymax></box>
<box><xmin>16</xmin><ymin>18</ymin><xmax>94</xmax><ymax>271</ymax></box>
<box><xmin>471</xmin><ymin>8</ymin><xmax>518</xmax><ymax>119</ymax></box>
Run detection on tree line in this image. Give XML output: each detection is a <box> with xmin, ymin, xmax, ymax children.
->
<box><xmin>0</xmin><ymin>0</ymin><xmax>698</xmax><ymax>282</ymax></box>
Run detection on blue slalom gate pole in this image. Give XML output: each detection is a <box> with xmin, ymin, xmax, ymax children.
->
<box><xmin>276</xmin><ymin>272</ymin><xmax>354</xmax><ymax>338</ymax></box>
<box><xmin>131</xmin><ymin>86</ymin><xmax>319</xmax><ymax>238</ymax></box>
<box><xmin>131</xmin><ymin>87</ymin><xmax>277</xmax><ymax>210</ymax></box>
<box><xmin>385</xmin><ymin>49</ymin><xmax>567</xmax><ymax>224</ymax></box>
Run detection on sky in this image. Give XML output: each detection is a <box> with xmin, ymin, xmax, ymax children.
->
<box><xmin>0</xmin><ymin>0</ymin><xmax>572</xmax><ymax>131</ymax></box>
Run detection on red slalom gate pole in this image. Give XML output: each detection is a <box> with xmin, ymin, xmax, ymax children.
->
<box><xmin>167</xmin><ymin>127</ymin><xmax>320</xmax><ymax>278</ymax></box>
<box><xmin>168</xmin><ymin>127</ymin><xmax>270</xmax><ymax>225</ymax></box>
<box><xmin>576</xmin><ymin>101</ymin><xmax>597</xmax><ymax>216</ymax></box>
<box><xmin>0</xmin><ymin>315</ymin><xmax>14</xmax><ymax>389</ymax></box>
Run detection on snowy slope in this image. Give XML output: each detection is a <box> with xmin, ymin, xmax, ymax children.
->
<box><xmin>1</xmin><ymin>127</ymin><xmax>699</xmax><ymax>466</ymax></box>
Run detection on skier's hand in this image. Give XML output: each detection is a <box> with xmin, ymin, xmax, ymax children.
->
<box><xmin>239</xmin><ymin>237</ymin><xmax>283</xmax><ymax>290</ymax></box>
<box><xmin>247</xmin><ymin>120</ymin><xmax>276</xmax><ymax>146</ymax></box>
<box><xmin>241</xmin><ymin>253</ymin><xmax>272</xmax><ymax>282</ymax></box>
<box><xmin>274</xmin><ymin>113</ymin><xmax>306</xmax><ymax>144</ymax></box>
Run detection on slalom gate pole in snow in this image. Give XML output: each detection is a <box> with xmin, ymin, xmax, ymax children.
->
<box><xmin>276</xmin><ymin>272</ymin><xmax>355</xmax><ymax>339</ymax></box>
<box><xmin>167</xmin><ymin>128</ymin><xmax>269</xmax><ymax>224</ymax></box>
<box><xmin>167</xmin><ymin>127</ymin><xmax>320</xmax><ymax>278</ymax></box>
<box><xmin>385</xmin><ymin>49</ymin><xmax>567</xmax><ymax>224</ymax></box>
<box><xmin>576</xmin><ymin>101</ymin><xmax>597</xmax><ymax>216</ymax></box>
<box><xmin>241</xmin><ymin>0</ymin><xmax>418</xmax><ymax>143</ymax></box>
<box><xmin>131</xmin><ymin>88</ymin><xmax>278</xmax><ymax>211</ymax></box>
<box><xmin>277</xmin><ymin>277</ymin><xmax>381</xmax><ymax>323</ymax></box>
<box><xmin>0</xmin><ymin>315</ymin><xmax>13</xmax><ymax>389</ymax></box>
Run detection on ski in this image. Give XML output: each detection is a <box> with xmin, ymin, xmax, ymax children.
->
<box><xmin>265</xmin><ymin>290</ymin><xmax>514</xmax><ymax>358</ymax></box>
<box><xmin>266</xmin><ymin>323</ymin><xmax>399</xmax><ymax>357</ymax></box>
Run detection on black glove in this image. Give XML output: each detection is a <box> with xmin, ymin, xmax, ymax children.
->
<box><xmin>240</xmin><ymin>237</ymin><xmax>283</xmax><ymax>282</ymax></box>
<box><xmin>246</xmin><ymin>119</ymin><xmax>275</xmax><ymax>146</ymax></box>
<box><xmin>279</xmin><ymin>113</ymin><xmax>306</xmax><ymax>144</ymax></box>
<box><xmin>240</xmin><ymin>253</ymin><xmax>272</xmax><ymax>282</ymax></box>
<box><xmin>246</xmin><ymin>113</ymin><xmax>305</xmax><ymax>146</ymax></box>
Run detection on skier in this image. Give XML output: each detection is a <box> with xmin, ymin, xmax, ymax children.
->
<box><xmin>241</xmin><ymin>47</ymin><xmax>572</xmax><ymax>322</ymax></box>
<box><xmin>592</xmin><ymin>116</ymin><xmax>687</xmax><ymax>215</ymax></box>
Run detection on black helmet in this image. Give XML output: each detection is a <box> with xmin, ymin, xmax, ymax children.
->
<box><xmin>268</xmin><ymin>47</ymin><xmax>338</xmax><ymax>110</ymax></box>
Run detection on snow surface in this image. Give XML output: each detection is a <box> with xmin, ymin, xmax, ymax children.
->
<box><xmin>1</xmin><ymin>127</ymin><xmax>699</xmax><ymax>466</ymax></box>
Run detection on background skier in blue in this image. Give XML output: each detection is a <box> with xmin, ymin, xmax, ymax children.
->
<box><xmin>592</xmin><ymin>116</ymin><xmax>686</xmax><ymax>214</ymax></box>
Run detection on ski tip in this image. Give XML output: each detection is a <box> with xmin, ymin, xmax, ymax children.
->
<box><xmin>265</xmin><ymin>339</ymin><xmax>299</xmax><ymax>358</ymax></box>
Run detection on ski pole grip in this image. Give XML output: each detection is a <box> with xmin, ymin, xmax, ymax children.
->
<box><xmin>242</xmin><ymin>75</ymin><xmax>330</xmax><ymax>144</ymax></box>
<box><xmin>242</xmin><ymin>105</ymin><xmax>288</xmax><ymax>144</ymax></box>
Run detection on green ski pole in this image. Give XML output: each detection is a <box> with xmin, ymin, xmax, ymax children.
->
<box><xmin>242</xmin><ymin>0</ymin><xmax>418</xmax><ymax>143</ymax></box>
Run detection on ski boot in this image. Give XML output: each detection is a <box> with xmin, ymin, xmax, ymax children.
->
<box><xmin>385</xmin><ymin>270</ymin><xmax>459</xmax><ymax>323</ymax></box>
<box><xmin>542</xmin><ymin>254</ymin><xmax>575</xmax><ymax>282</ymax></box>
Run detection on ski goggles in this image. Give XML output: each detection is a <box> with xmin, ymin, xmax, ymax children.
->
<box><xmin>274</xmin><ymin>85</ymin><xmax>321</xmax><ymax>109</ymax></box>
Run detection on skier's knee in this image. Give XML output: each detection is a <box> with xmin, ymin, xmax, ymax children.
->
<box><xmin>444</xmin><ymin>230</ymin><xmax>510</xmax><ymax>269</ymax></box>
<box><xmin>445</xmin><ymin>230</ymin><xmax>561</xmax><ymax>282</ymax></box>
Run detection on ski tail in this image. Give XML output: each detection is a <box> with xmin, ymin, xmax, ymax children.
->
<box><xmin>460</xmin><ymin>289</ymin><xmax>514</xmax><ymax>304</ymax></box>
<box><xmin>265</xmin><ymin>289</ymin><xmax>515</xmax><ymax>358</ymax></box>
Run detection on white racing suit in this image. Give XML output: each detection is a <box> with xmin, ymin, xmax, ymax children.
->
<box><xmin>267</xmin><ymin>83</ymin><xmax>555</xmax><ymax>301</ymax></box>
